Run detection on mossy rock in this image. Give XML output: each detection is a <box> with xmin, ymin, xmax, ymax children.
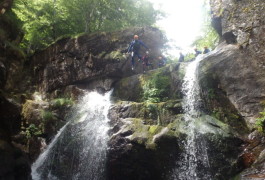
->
<box><xmin>113</xmin><ymin>65</ymin><xmax>183</xmax><ymax>103</ymax></box>
<box><xmin>120</xmin><ymin>118</ymin><xmax>182</xmax><ymax>150</ymax></box>
<box><xmin>21</xmin><ymin>100</ymin><xmax>48</xmax><ymax>126</ymax></box>
<box><xmin>110</xmin><ymin>100</ymin><xmax>184</xmax><ymax>128</ymax></box>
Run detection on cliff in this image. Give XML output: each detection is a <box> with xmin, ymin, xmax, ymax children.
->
<box><xmin>31</xmin><ymin>27</ymin><xmax>165</xmax><ymax>93</ymax></box>
<box><xmin>1</xmin><ymin>0</ymin><xmax>265</xmax><ymax>179</ymax></box>
<box><xmin>198</xmin><ymin>0</ymin><xmax>265</xmax><ymax>178</ymax></box>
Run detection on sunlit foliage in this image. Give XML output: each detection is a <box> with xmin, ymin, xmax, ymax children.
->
<box><xmin>13</xmin><ymin>0</ymin><xmax>163</xmax><ymax>51</ymax></box>
<box><xmin>192</xmin><ymin>0</ymin><xmax>219</xmax><ymax>50</ymax></box>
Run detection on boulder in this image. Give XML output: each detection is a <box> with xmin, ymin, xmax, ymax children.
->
<box><xmin>107</xmin><ymin>99</ymin><xmax>245</xmax><ymax>179</ymax></box>
<box><xmin>0</xmin><ymin>140</ymin><xmax>31</xmax><ymax>180</ymax></box>
<box><xmin>0</xmin><ymin>95</ymin><xmax>21</xmax><ymax>140</ymax></box>
<box><xmin>31</xmin><ymin>27</ymin><xmax>166</xmax><ymax>92</ymax></box>
<box><xmin>112</xmin><ymin>63</ymin><xmax>185</xmax><ymax>102</ymax></box>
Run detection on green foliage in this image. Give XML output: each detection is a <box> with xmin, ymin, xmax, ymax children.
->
<box><xmin>192</xmin><ymin>1</ymin><xmax>219</xmax><ymax>50</ymax></box>
<box><xmin>211</xmin><ymin>108</ymin><xmax>222</xmax><ymax>120</ymax></box>
<box><xmin>184</xmin><ymin>52</ymin><xmax>195</xmax><ymax>62</ymax></box>
<box><xmin>256</xmin><ymin>110</ymin><xmax>265</xmax><ymax>133</ymax></box>
<box><xmin>143</xmin><ymin>72</ymin><xmax>170</xmax><ymax>103</ymax></box>
<box><xmin>25</xmin><ymin>124</ymin><xmax>42</xmax><ymax>138</ymax></box>
<box><xmin>148</xmin><ymin>125</ymin><xmax>162</xmax><ymax>135</ymax></box>
<box><xmin>147</xmin><ymin>103</ymin><xmax>158</xmax><ymax>119</ymax></box>
<box><xmin>51</xmin><ymin>98</ymin><xmax>74</xmax><ymax>108</ymax></box>
<box><xmin>41</xmin><ymin>110</ymin><xmax>55</xmax><ymax>121</ymax></box>
<box><xmin>13</xmin><ymin>0</ymin><xmax>163</xmax><ymax>51</ymax></box>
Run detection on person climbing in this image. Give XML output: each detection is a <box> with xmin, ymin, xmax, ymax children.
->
<box><xmin>203</xmin><ymin>46</ymin><xmax>210</xmax><ymax>54</ymax></box>
<box><xmin>178</xmin><ymin>52</ymin><xmax>184</xmax><ymax>62</ymax></box>
<box><xmin>127</xmin><ymin>35</ymin><xmax>149</xmax><ymax>70</ymax></box>
<box><xmin>141</xmin><ymin>51</ymin><xmax>153</xmax><ymax>73</ymax></box>
<box><xmin>194</xmin><ymin>48</ymin><xmax>202</xmax><ymax>57</ymax></box>
<box><xmin>158</xmin><ymin>56</ymin><xmax>167</xmax><ymax>67</ymax></box>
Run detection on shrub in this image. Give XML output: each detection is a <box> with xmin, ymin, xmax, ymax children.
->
<box><xmin>25</xmin><ymin>124</ymin><xmax>42</xmax><ymax>138</ymax></box>
<box><xmin>41</xmin><ymin>110</ymin><xmax>55</xmax><ymax>121</ymax></box>
<box><xmin>51</xmin><ymin>98</ymin><xmax>74</xmax><ymax>108</ymax></box>
<box><xmin>143</xmin><ymin>72</ymin><xmax>170</xmax><ymax>103</ymax></box>
<box><xmin>256</xmin><ymin>110</ymin><xmax>265</xmax><ymax>133</ymax></box>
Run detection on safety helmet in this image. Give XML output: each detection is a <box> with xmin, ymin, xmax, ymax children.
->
<box><xmin>146</xmin><ymin>51</ymin><xmax>149</xmax><ymax>54</ymax></box>
<box><xmin>134</xmin><ymin>35</ymin><xmax>139</xmax><ymax>39</ymax></box>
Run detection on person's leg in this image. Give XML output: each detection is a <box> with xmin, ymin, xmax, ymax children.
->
<box><xmin>136</xmin><ymin>52</ymin><xmax>142</xmax><ymax>62</ymax></box>
<box><xmin>131</xmin><ymin>53</ymin><xmax>136</xmax><ymax>70</ymax></box>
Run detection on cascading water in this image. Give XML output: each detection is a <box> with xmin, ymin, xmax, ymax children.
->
<box><xmin>31</xmin><ymin>91</ymin><xmax>112</xmax><ymax>180</ymax></box>
<box><xmin>172</xmin><ymin>55</ymin><xmax>212</xmax><ymax>180</ymax></box>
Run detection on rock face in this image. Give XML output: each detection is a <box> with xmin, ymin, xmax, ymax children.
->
<box><xmin>106</xmin><ymin>63</ymin><xmax>248</xmax><ymax>179</ymax></box>
<box><xmin>0</xmin><ymin>139</ymin><xmax>31</xmax><ymax>180</ymax></box>
<box><xmin>0</xmin><ymin>2</ymin><xmax>32</xmax><ymax>179</ymax></box>
<box><xmin>31</xmin><ymin>27</ymin><xmax>166</xmax><ymax>92</ymax></box>
<box><xmin>197</xmin><ymin>0</ymin><xmax>265</xmax><ymax>178</ymax></box>
<box><xmin>0</xmin><ymin>3</ymin><xmax>26</xmax><ymax>92</ymax></box>
<box><xmin>209</xmin><ymin>0</ymin><xmax>265</xmax><ymax>125</ymax></box>
<box><xmin>1</xmin><ymin>0</ymin><xmax>265</xmax><ymax>179</ymax></box>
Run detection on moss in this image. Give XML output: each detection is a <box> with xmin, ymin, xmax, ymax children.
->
<box><xmin>255</xmin><ymin>109</ymin><xmax>265</xmax><ymax>133</ymax></box>
<box><xmin>21</xmin><ymin>100</ymin><xmax>35</xmax><ymax>123</ymax></box>
<box><xmin>211</xmin><ymin>108</ymin><xmax>222</xmax><ymax>120</ymax></box>
<box><xmin>148</xmin><ymin>125</ymin><xmax>162</xmax><ymax>135</ymax></box>
<box><xmin>41</xmin><ymin>110</ymin><xmax>56</xmax><ymax>122</ymax></box>
<box><xmin>97</xmin><ymin>51</ymin><xmax>106</xmax><ymax>58</ymax></box>
<box><xmin>104</xmin><ymin>50</ymin><xmax>126</xmax><ymax>61</ymax></box>
<box><xmin>126</xmin><ymin>118</ymin><xmax>163</xmax><ymax>149</ymax></box>
<box><xmin>51</xmin><ymin>98</ymin><xmax>74</xmax><ymax>108</ymax></box>
<box><xmin>260</xmin><ymin>100</ymin><xmax>265</xmax><ymax>107</ymax></box>
<box><xmin>230</xmin><ymin>174</ymin><xmax>240</xmax><ymax>180</ymax></box>
<box><xmin>166</xmin><ymin>116</ymin><xmax>184</xmax><ymax>134</ymax></box>
<box><xmin>242</xmin><ymin>7</ymin><xmax>250</xmax><ymax>13</ymax></box>
<box><xmin>146</xmin><ymin>143</ymin><xmax>157</xmax><ymax>150</ymax></box>
<box><xmin>218</xmin><ymin>7</ymin><xmax>225</xmax><ymax>17</ymax></box>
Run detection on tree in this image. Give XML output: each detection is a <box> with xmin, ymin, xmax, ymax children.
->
<box><xmin>192</xmin><ymin>0</ymin><xmax>219</xmax><ymax>50</ymax></box>
<box><xmin>13</xmin><ymin>0</ymin><xmax>163</xmax><ymax>51</ymax></box>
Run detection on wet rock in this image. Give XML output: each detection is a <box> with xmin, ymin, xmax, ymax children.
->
<box><xmin>198</xmin><ymin>43</ymin><xmax>264</xmax><ymax>129</ymax></box>
<box><xmin>0</xmin><ymin>61</ymin><xmax>6</xmax><ymax>88</ymax></box>
<box><xmin>28</xmin><ymin>137</ymin><xmax>46</xmax><ymax>162</ymax></box>
<box><xmin>0</xmin><ymin>140</ymin><xmax>31</xmax><ymax>180</ymax></box>
<box><xmin>31</xmin><ymin>27</ymin><xmax>166</xmax><ymax>92</ymax></box>
<box><xmin>106</xmin><ymin>119</ymin><xmax>181</xmax><ymax>180</ymax></box>
<box><xmin>21</xmin><ymin>100</ymin><xmax>49</xmax><ymax>127</ymax></box>
<box><xmin>107</xmin><ymin>98</ymin><xmax>245</xmax><ymax>179</ymax></box>
<box><xmin>0</xmin><ymin>95</ymin><xmax>21</xmax><ymax>140</ymax></box>
<box><xmin>112</xmin><ymin>63</ymin><xmax>184</xmax><ymax>102</ymax></box>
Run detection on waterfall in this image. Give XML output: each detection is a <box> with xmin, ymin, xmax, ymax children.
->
<box><xmin>172</xmin><ymin>56</ymin><xmax>212</xmax><ymax>180</ymax></box>
<box><xmin>31</xmin><ymin>91</ymin><xmax>112</xmax><ymax>180</ymax></box>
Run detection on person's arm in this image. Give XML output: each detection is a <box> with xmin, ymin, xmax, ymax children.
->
<box><xmin>127</xmin><ymin>41</ymin><xmax>133</xmax><ymax>53</ymax></box>
<box><xmin>139</xmin><ymin>40</ymin><xmax>148</xmax><ymax>49</ymax></box>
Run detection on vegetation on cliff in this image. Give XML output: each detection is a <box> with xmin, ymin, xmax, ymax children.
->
<box><xmin>13</xmin><ymin>0</ymin><xmax>163</xmax><ymax>51</ymax></box>
<box><xmin>256</xmin><ymin>109</ymin><xmax>265</xmax><ymax>133</ymax></box>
